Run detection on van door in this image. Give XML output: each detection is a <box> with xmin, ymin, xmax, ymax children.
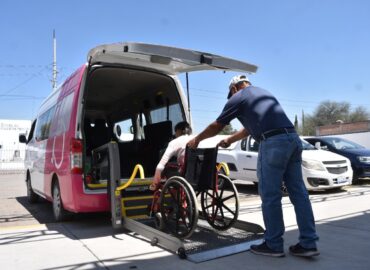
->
<box><xmin>87</xmin><ymin>42</ymin><xmax>258</xmax><ymax>75</ymax></box>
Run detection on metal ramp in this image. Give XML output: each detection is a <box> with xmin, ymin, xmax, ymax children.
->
<box><xmin>123</xmin><ymin>215</ymin><xmax>263</xmax><ymax>262</ymax></box>
<box><xmin>102</xmin><ymin>142</ymin><xmax>264</xmax><ymax>262</ymax></box>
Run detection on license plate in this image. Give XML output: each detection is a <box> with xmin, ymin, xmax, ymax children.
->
<box><xmin>337</xmin><ymin>176</ymin><xmax>347</xmax><ymax>184</ymax></box>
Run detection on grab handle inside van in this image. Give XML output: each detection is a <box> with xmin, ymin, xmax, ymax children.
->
<box><xmin>116</xmin><ymin>164</ymin><xmax>145</xmax><ymax>191</ymax></box>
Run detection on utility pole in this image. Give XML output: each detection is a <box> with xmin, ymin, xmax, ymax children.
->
<box><xmin>186</xmin><ymin>72</ymin><xmax>191</xmax><ymax>124</ymax></box>
<box><xmin>52</xmin><ymin>30</ymin><xmax>58</xmax><ymax>91</ymax></box>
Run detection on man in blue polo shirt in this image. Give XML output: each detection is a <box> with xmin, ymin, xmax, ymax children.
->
<box><xmin>188</xmin><ymin>75</ymin><xmax>319</xmax><ymax>258</ymax></box>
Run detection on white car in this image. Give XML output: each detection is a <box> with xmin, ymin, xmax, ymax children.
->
<box><xmin>202</xmin><ymin>135</ymin><xmax>353</xmax><ymax>191</ymax></box>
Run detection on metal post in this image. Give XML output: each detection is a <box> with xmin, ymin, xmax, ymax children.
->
<box><xmin>52</xmin><ymin>30</ymin><xmax>57</xmax><ymax>91</ymax></box>
<box><xmin>186</xmin><ymin>72</ymin><xmax>191</xmax><ymax>124</ymax></box>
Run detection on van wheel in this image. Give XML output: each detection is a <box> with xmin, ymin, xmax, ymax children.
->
<box><xmin>52</xmin><ymin>182</ymin><xmax>70</xmax><ymax>222</ymax></box>
<box><xmin>26</xmin><ymin>174</ymin><xmax>38</xmax><ymax>203</ymax></box>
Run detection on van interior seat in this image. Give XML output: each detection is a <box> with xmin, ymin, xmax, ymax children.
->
<box><xmin>143</xmin><ymin>121</ymin><xmax>173</xmax><ymax>174</ymax></box>
<box><xmin>118</xmin><ymin>141</ymin><xmax>145</xmax><ymax>178</ymax></box>
<box><xmin>85</xmin><ymin>119</ymin><xmax>112</xmax><ymax>154</ymax></box>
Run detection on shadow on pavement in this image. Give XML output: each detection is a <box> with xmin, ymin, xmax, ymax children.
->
<box><xmin>3</xmin><ymin>211</ymin><xmax>366</xmax><ymax>270</ymax></box>
<box><xmin>9</xmin><ymin>196</ymin><xmax>117</xmax><ymax>240</ymax></box>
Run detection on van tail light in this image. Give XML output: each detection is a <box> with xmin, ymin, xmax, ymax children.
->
<box><xmin>70</xmin><ymin>138</ymin><xmax>83</xmax><ymax>174</ymax></box>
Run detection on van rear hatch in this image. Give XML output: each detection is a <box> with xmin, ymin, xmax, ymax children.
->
<box><xmin>87</xmin><ymin>42</ymin><xmax>257</xmax><ymax>74</ymax></box>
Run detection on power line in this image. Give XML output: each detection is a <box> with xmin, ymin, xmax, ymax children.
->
<box><xmin>190</xmin><ymin>87</ymin><xmax>370</xmax><ymax>107</ymax></box>
<box><xmin>0</xmin><ymin>65</ymin><xmax>51</xmax><ymax>96</ymax></box>
<box><xmin>0</xmin><ymin>94</ymin><xmax>45</xmax><ymax>99</ymax></box>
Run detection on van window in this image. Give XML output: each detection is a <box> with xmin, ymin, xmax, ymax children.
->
<box><xmin>135</xmin><ymin>113</ymin><xmax>147</xmax><ymax>140</ymax></box>
<box><xmin>114</xmin><ymin>119</ymin><xmax>134</xmax><ymax>142</ymax></box>
<box><xmin>54</xmin><ymin>93</ymin><xmax>74</xmax><ymax>136</ymax></box>
<box><xmin>49</xmin><ymin>93</ymin><xmax>74</xmax><ymax>137</ymax></box>
<box><xmin>150</xmin><ymin>103</ymin><xmax>183</xmax><ymax>126</ymax></box>
<box><xmin>35</xmin><ymin>106</ymin><xmax>56</xmax><ymax>141</ymax></box>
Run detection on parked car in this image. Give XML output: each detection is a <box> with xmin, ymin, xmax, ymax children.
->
<box><xmin>304</xmin><ymin>136</ymin><xmax>370</xmax><ymax>184</ymax></box>
<box><xmin>207</xmin><ymin>135</ymin><xmax>352</xmax><ymax>191</ymax></box>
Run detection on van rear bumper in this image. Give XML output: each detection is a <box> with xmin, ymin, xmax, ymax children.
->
<box><xmin>65</xmin><ymin>175</ymin><xmax>110</xmax><ymax>213</ymax></box>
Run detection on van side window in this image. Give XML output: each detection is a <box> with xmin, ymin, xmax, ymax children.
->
<box><xmin>114</xmin><ymin>119</ymin><xmax>134</xmax><ymax>142</ymax></box>
<box><xmin>135</xmin><ymin>113</ymin><xmax>147</xmax><ymax>140</ymax></box>
<box><xmin>150</xmin><ymin>103</ymin><xmax>183</xmax><ymax>126</ymax></box>
<box><xmin>35</xmin><ymin>106</ymin><xmax>56</xmax><ymax>141</ymax></box>
<box><xmin>54</xmin><ymin>93</ymin><xmax>74</xmax><ymax>136</ymax></box>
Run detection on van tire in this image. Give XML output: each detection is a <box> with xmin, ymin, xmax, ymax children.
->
<box><xmin>26</xmin><ymin>174</ymin><xmax>38</xmax><ymax>204</ymax></box>
<box><xmin>52</xmin><ymin>181</ymin><xmax>70</xmax><ymax>222</ymax></box>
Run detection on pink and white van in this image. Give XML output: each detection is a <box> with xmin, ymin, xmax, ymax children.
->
<box><xmin>19</xmin><ymin>42</ymin><xmax>257</xmax><ymax>221</ymax></box>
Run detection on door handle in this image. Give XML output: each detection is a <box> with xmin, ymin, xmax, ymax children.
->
<box><xmin>246</xmin><ymin>155</ymin><xmax>252</xmax><ymax>158</ymax></box>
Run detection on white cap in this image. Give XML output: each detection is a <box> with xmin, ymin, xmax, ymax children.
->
<box><xmin>227</xmin><ymin>75</ymin><xmax>250</xmax><ymax>99</ymax></box>
<box><xmin>229</xmin><ymin>74</ymin><xmax>250</xmax><ymax>89</ymax></box>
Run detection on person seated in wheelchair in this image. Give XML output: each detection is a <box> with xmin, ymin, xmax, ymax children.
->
<box><xmin>150</xmin><ymin>121</ymin><xmax>194</xmax><ymax>191</ymax></box>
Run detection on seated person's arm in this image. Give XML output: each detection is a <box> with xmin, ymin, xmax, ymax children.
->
<box><xmin>152</xmin><ymin>141</ymin><xmax>177</xmax><ymax>186</ymax></box>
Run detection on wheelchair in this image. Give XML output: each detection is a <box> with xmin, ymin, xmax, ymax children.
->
<box><xmin>150</xmin><ymin>147</ymin><xmax>240</xmax><ymax>239</ymax></box>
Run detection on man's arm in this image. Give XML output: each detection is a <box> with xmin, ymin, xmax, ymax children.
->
<box><xmin>187</xmin><ymin>121</ymin><xmax>225</xmax><ymax>148</ymax></box>
<box><xmin>219</xmin><ymin>128</ymin><xmax>249</xmax><ymax>148</ymax></box>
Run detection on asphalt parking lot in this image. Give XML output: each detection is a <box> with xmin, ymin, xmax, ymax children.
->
<box><xmin>1</xmin><ymin>173</ymin><xmax>370</xmax><ymax>270</ymax></box>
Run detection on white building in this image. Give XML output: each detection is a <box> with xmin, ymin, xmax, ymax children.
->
<box><xmin>0</xmin><ymin>119</ymin><xmax>31</xmax><ymax>170</ymax></box>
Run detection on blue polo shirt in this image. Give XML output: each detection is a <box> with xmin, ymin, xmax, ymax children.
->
<box><xmin>216</xmin><ymin>85</ymin><xmax>294</xmax><ymax>140</ymax></box>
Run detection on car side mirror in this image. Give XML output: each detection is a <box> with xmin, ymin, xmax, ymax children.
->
<box><xmin>19</xmin><ymin>134</ymin><xmax>27</xmax><ymax>144</ymax></box>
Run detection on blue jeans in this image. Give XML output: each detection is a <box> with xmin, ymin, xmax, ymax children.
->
<box><xmin>257</xmin><ymin>133</ymin><xmax>319</xmax><ymax>252</ymax></box>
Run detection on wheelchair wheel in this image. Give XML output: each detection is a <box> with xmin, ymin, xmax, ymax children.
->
<box><xmin>160</xmin><ymin>176</ymin><xmax>198</xmax><ymax>239</ymax></box>
<box><xmin>201</xmin><ymin>174</ymin><xmax>239</xmax><ymax>231</ymax></box>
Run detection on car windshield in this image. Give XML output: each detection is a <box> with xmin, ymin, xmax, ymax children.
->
<box><xmin>323</xmin><ymin>137</ymin><xmax>365</xmax><ymax>150</ymax></box>
<box><xmin>301</xmin><ymin>139</ymin><xmax>316</xmax><ymax>150</ymax></box>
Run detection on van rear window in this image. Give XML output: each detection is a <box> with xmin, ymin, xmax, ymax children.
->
<box><xmin>150</xmin><ymin>103</ymin><xmax>183</xmax><ymax>125</ymax></box>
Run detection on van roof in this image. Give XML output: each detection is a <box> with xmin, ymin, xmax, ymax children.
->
<box><xmin>87</xmin><ymin>42</ymin><xmax>258</xmax><ymax>75</ymax></box>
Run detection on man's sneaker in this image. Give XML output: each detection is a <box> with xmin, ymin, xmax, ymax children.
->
<box><xmin>250</xmin><ymin>242</ymin><xmax>285</xmax><ymax>257</ymax></box>
<box><xmin>289</xmin><ymin>243</ymin><xmax>320</xmax><ymax>257</ymax></box>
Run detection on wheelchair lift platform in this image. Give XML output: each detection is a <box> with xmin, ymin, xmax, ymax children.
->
<box><xmin>103</xmin><ymin>142</ymin><xmax>264</xmax><ymax>262</ymax></box>
<box><xmin>122</xmin><ymin>214</ymin><xmax>263</xmax><ymax>262</ymax></box>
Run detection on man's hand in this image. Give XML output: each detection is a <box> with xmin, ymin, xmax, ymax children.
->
<box><xmin>218</xmin><ymin>138</ymin><xmax>231</xmax><ymax>148</ymax></box>
<box><xmin>187</xmin><ymin>137</ymin><xmax>200</xmax><ymax>149</ymax></box>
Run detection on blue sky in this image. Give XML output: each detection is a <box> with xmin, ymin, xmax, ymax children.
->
<box><xmin>1</xmin><ymin>0</ymin><xmax>369</xmax><ymax>133</ymax></box>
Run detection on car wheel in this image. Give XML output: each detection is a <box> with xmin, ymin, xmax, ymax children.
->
<box><xmin>52</xmin><ymin>181</ymin><xmax>70</xmax><ymax>222</ymax></box>
<box><xmin>26</xmin><ymin>174</ymin><xmax>38</xmax><ymax>203</ymax></box>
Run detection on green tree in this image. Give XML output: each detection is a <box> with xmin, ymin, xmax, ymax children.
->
<box><xmin>301</xmin><ymin>101</ymin><xmax>370</xmax><ymax>135</ymax></box>
<box><xmin>294</xmin><ymin>115</ymin><xmax>299</xmax><ymax>131</ymax></box>
<box><xmin>348</xmin><ymin>106</ymin><xmax>370</xmax><ymax>122</ymax></box>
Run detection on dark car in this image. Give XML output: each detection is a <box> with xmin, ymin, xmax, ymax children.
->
<box><xmin>304</xmin><ymin>136</ymin><xmax>370</xmax><ymax>184</ymax></box>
